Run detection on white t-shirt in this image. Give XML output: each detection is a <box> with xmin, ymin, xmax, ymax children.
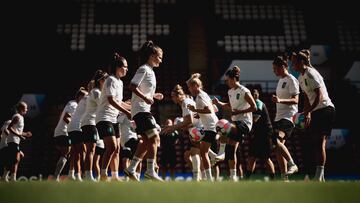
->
<box><xmin>81</xmin><ymin>88</ymin><xmax>101</xmax><ymax>126</ymax></box>
<box><xmin>275</xmin><ymin>74</ymin><xmax>300</xmax><ymax>122</ymax></box>
<box><xmin>0</xmin><ymin>120</ymin><xmax>11</xmax><ymax>149</ymax></box>
<box><xmin>298</xmin><ymin>68</ymin><xmax>334</xmax><ymax>111</ymax></box>
<box><xmin>182</xmin><ymin>97</ymin><xmax>203</xmax><ymax>129</ymax></box>
<box><xmin>228</xmin><ymin>85</ymin><xmax>253</xmax><ymax>130</ymax></box>
<box><xmin>54</xmin><ymin>100</ymin><xmax>78</xmax><ymax>137</ymax></box>
<box><xmin>7</xmin><ymin>113</ymin><xmax>24</xmax><ymax>144</ymax></box>
<box><xmin>68</xmin><ymin>96</ymin><xmax>87</xmax><ymax>132</ymax></box>
<box><xmin>96</xmin><ymin>75</ymin><xmax>123</xmax><ymax>124</ymax></box>
<box><xmin>130</xmin><ymin>64</ymin><xmax>156</xmax><ymax>118</ymax></box>
<box><xmin>118</xmin><ymin>112</ymin><xmax>137</xmax><ymax>148</ymax></box>
<box><xmin>195</xmin><ymin>90</ymin><xmax>218</xmax><ymax>132</ymax></box>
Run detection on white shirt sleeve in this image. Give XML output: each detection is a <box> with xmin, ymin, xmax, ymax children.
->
<box><xmin>105</xmin><ymin>77</ymin><xmax>118</xmax><ymax>97</ymax></box>
<box><xmin>131</xmin><ymin>67</ymin><xmax>146</xmax><ymax>86</ymax></box>
<box><xmin>307</xmin><ymin>70</ymin><xmax>321</xmax><ymax>90</ymax></box>
<box><xmin>289</xmin><ymin>77</ymin><xmax>300</xmax><ymax>96</ymax></box>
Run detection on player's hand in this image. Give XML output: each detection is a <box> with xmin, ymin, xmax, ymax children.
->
<box><xmin>153</xmin><ymin>93</ymin><xmax>164</xmax><ymax>100</ymax></box>
<box><xmin>271</xmin><ymin>95</ymin><xmax>280</xmax><ymax>103</ymax></box>
<box><xmin>212</xmin><ymin>97</ymin><xmax>219</xmax><ymax>104</ymax></box>
<box><xmin>187</xmin><ymin>104</ymin><xmax>196</xmax><ymax>112</ymax></box>
<box><xmin>26</xmin><ymin>132</ymin><xmax>32</xmax><ymax>137</ymax></box>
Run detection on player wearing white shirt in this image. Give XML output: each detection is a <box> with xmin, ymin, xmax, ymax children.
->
<box><xmin>53</xmin><ymin>88</ymin><xmax>86</xmax><ymax>182</ymax></box>
<box><xmin>213</xmin><ymin>67</ymin><xmax>257</xmax><ymax>181</ymax></box>
<box><xmin>80</xmin><ymin>70</ymin><xmax>108</xmax><ymax>181</ymax></box>
<box><xmin>187</xmin><ymin>73</ymin><xmax>220</xmax><ymax>181</ymax></box>
<box><xmin>68</xmin><ymin>90</ymin><xmax>88</xmax><ymax>181</ymax></box>
<box><xmin>0</xmin><ymin>120</ymin><xmax>11</xmax><ymax>181</ymax></box>
<box><xmin>294</xmin><ymin>51</ymin><xmax>335</xmax><ymax>182</ymax></box>
<box><xmin>271</xmin><ymin>56</ymin><xmax>300</xmax><ymax>180</ymax></box>
<box><xmin>95</xmin><ymin>53</ymin><xmax>131</xmax><ymax>181</ymax></box>
<box><xmin>6</xmin><ymin>102</ymin><xmax>32</xmax><ymax>181</ymax></box>
<box><xmin>124</xmin><ymin>41</ymin><xmax>164</xmax><ymax>181</ymax></box>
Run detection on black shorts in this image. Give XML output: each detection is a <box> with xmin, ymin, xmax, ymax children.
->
<box><xmin>81</xmin><ymin>125</ymin><xmax>98</xmax><ymax>143</ymax></box>
<box><xmin>0</xmin><ymin>147</ymin><xmax>9</xmax><ymax>167</ymax></box>
<box><xmin>68</xmin><ymin>131</ymin><xmax>83</xmax><ymax>145</ymax></box>
<box><xmin>6</xmin><ymin>142</ymin><xmax>20</xmax><ymax>166</ymax></box>
<box><xmin>160</xmin><ymin>149</ymin><xmax>177</xmax><ymax>168</ymax></box>
<box><xmin>95</xmin><ymin>146</ymin><xmax>105</xmax><ymax>156</ymax></box>
<box><xmin>308</xmin><ymin>106</ymin><xmax>335</xmax><ymax>137</ymax></box>
<box><xmin>54</xmin><ymin>135</ymin><xmax>71</xmax><ymax>147</ymax></box>
<box><xmin>96</xmin><ymin>121</ymin><xmax>116</xmax><ymax>139</ymax></box>
<box><xmin>228</xmin><ymin>120</ymin><xmax>250</xmax><ymax>143</ymax></box>
<box><xmin>113</xmin><ymin>123</ymin><xmax>120</xmax><ymax>138</ymax></box>
<box><xmin>201</xmin><ymin>130</ymin><xmax>217</xmax><ymax>144</ymax></box>
<box><xmin>133</xmin><ymin>112</ymin><xmax>157</xmax><ymax>136</ymax></box>
<box><xmin>273</xmin><ymin>119</ymin><xmax>294</xmax><ymax>142</ymax></box>
<box><xmin>121</xmin><ymin>138</ymin><xmax>139</xmax><ymax>159</ymax></box>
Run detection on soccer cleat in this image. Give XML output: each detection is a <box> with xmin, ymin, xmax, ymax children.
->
<box><xmin>99</xmin><ymin>175</ymin><xmax>109</xmax><ymax>182</ymax></box>
<box><xmin>286</xmin><ymin>164</ymin><xmax>299</xmax><ymax>175</ymax></box>
<box><xmin>144</xmin><ymin>172</ymin><xmax>164</xmax><ymax>182</ymax></box>
<box><xmin>124</xmin><ymin>168</ymin><xmax>140</xmax><ymax>181</ymax></box>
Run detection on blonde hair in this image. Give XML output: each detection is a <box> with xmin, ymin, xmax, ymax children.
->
<box><xmin>186</xmin><ymin>73</ymin><xmax>203</xmax><ymax>89</ymax></box>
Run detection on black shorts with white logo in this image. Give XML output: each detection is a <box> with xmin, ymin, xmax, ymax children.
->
<box><xmin>133</xmin><ymin>112</ymin><xmax>157</xmax><ymax>136</ymax></box>
<box><xmin>273</xmin><ymin>119</ymin><xmax>294</xmax><ymax>142</ymax></box>
<box><xmin>81</xmin><ymin>125</ymin><xmax>98</xmax><ymax>143</ymax></box>
<box><xmin>228</xmin><ymin>120</ymin><xmax>250</xmax><ymax>143</ymax></box>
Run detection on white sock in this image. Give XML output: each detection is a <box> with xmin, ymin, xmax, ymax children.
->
<box><xmin>218</xmin><ymin>143</ymin><xmax>226</xmax><ymax>155</ymax></box>
<box><xmin>191</xmin><ymin>155</ymin><xmax>200</xmax><ymax>173</ymax></box>
<box><xmin>128</xmin><ymin>156</ymin><xmax>142</xmax><ymax>173</ymax></box>
<box><xmin>146</xmin><ymin>159</ymin><xmax>156</xmax><ymax>174</ymax></box>
<box><xmin>205</xmin><ymin>169</ymin><xmax>213</xmax><ymax>181</ymax></box>
<box><xmin>75</xmin><ymin>173</ymin><xmax>82</xmax><ymax>180</ymax></box>
<box><xmin>10</xmin><ymin>173</ymin><xmax>17</xmax><ymax>181</ymax></box>
<box><xmin>54</xmin><ymin>156</ymin><xmax>67</xmax><ymax>178</ymax></box>
<box><xmin>230</xmin><ymin>169</ymin><xmax>237</xmax><ymax>178</ymax></box>
<box><xmin>112</xmin><ymin>171</ymin><xmax>119</xmax><ymax>179</ymax></box>
<box><xmin>68</xmin><ymin>169</ymin><xmax>75</xmax><ymax>177</ymax></box>
<box><xmin>201</xmin><ymin>170</ymin><xmax>206</xmax><ymax>180</ymax></box>
<box><xmin>314</xmin><ymin>165</ymin><xmax>324</xmax><ymax>180</ymax></box>
<box><xmin>85</xmin><ymin>170</ymin><xmax>94</xmax><ymax>179</ymax></box>
<box><xmin>208</xmin><ymin>150</ymin><xmax>217</xmax><ymax>159</ymax></box>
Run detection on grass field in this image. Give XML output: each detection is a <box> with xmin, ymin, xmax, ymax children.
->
<box><xmin>1</xmin><ymin>181</ymin><xmax>360</xmax><ymax>203</ymax></box>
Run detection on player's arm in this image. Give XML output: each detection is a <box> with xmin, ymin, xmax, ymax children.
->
<box><xmin>232</xmin><ymin>92</ymin><xmax>257</xmax><ymax>115</ymax></box>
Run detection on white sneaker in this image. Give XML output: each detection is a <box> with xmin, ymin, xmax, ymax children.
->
<box><xmin>229</xmin><ymin>175</ymin><xmax>238</xmax><ymax>182</ymax></box>
<box><xmin>124</xmin><ymin>168</ymin><xmax>140</xmax><ymax>181</ymax></box>
<box><xmin>286</xmin><ymin>164</ymin><xmax>298</xmax><ymax>175</ymax></box>
<box><xmin>144</xmin><ymin>172</ymin><xmax>164</xmax><ymax>182</ymax></box>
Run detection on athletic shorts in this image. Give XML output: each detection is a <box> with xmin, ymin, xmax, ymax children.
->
<box><xmin>6</xmin><ymin>142</ymin><xmax>20</xmax><ymax>166</ymax></box>
<box><xmin>69</xmin><ymin>131</ymin><xmax>83</xmax><ymax>145</ymax></box>
<box><xmin>54</xmin><ymin>135</ymin><xmax>71</xmax><ymax>147</ymax></box>
<box><xmin>228</xmin><ymin>120</ymin><xmax>250</xmax><ymax>143</ymax></box>
<box><xmin>121</xmin><ymin>138</ymin><xmax>139</xmax><ymax>159</ymax></box>
<box><xmin>81</xmin><ymin>125</ymin><xmax>98</xmax><ymax>143</ymax></box>
<box><xmin>273</xmin><ymin>119</ymin><xmax>294</xmax><ymax>143</ymax></box>
<box><xmin>95</xmin><ymin>146</ymin><xmax>105</xmax><ymax>156</ymax></box>
<box><xmin>308</xmin><ymin>106</ymin><xmax>336</xmax><ymax>137</ymax></box>
<box><xmin>201</xmin><ymin>130</ymin><xmax>217</xmax><ymax>144</ymax></box>
<box><xmin>96</xmin><ymin>121</ymin><xmax>116</xmax><ymax>139</ymax></box>
<box><xmin>133</xmin><ymin>112</ymin><xmax>157</xmax><ymax>136</ymax></box>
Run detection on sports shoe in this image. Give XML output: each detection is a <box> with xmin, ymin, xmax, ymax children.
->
<box><xmin>286</xmin><ymin>164</ymin><xmax>298</xmax><ymax>175</ymax></box>
<box><xmin>144</xmin><ymin>172</ymin><xmax>164</xmax><ymax>182</ymax></box>
<box><xmin>99</xmin><ymin>175</ymin><xmax>109</xmax><ymax>182</ymax></box>
<box><xmin>229</xmin><ymin>175</ymin><xmax>238</xmax><ymax>182</ymax></box>
<box><xmin>124</xmin><ymin>168</ymin><xmax>140</xmax><ymax>181</ymax></box>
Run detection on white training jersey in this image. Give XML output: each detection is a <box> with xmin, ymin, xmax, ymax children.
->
<box><xmin>81</xmin><ymin>88</ymin><xmax>101</xmax><ymax>126</ymax></box>
<box><xmin>96</xmin><ymin>75</ymin><xmax>123</xmax><ymax>124</ymax></box>
<box><xmin>182</xmin><ymin>97</ymin><xmax>203</xmax><ymax>129</ymax></box>
<box><xmin>0</xmin><ymin>120</ymin><xmax>11</xmax><ymax>149</ymax></box>
<box><xmin>195</xmin><ymin>90</ymin><xmax>218</xmax><ymax>132</ymax></box>
<box><xmin>228</xmin><ymin>85</ymin><xmax>253</xmax><ymax>130</ymax></box>
<box><xmin>68</xmin><ymin>96</ymin><xmax>87</xmax><ymax>132</ymax></box>
<box><xmin>130</xmin><ymin>64</ymin><xmax>156</xmax><ymax>118</ymax></box>
<box><xmin>54</xmin><ymin>100</ymin><xmax>78</xmax><ymax>137</ymax></box>
<box><xmin>7</xmin><ymin>113</ymin><xmax>24</xmax><ymax>144</ymax></box>
<box><xmin>275</xmin><ymin>74</ymin><xmax>300</xmax><ymax>122</ymax></box>
<box><xmin>298</xmin><ymin>68</ymin><xmax>334</xmax><ymax>111</ymax></box>
<box><xmin>118</xmin><ymin>112</ymin><xmax>137</xmax><ymax>148</ymax></box>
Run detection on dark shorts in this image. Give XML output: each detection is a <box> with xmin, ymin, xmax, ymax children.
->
<box><xmin>113</xmin><ymin>123</ymin><xmax>120</xmax><ymax>138</ymax></box>
<box><xmin>68</xmin><ymin>131</ymin><xmax>83</xmax><ymax>145</ymax></box>
<box><xmin>308</xmin><ymin>106</ymin><xmax>336</xmax><ymax>137</ymax></box>
<box><xmin>201</xmin><ymin>130</ymin><xmax>217</xmax><ymax>144</ymax></box>
<box><xmin>121</xmin><ymin>138</ymin><xmax>139</xmax><ymax>159</ymax></box>
<box><xmin>95</xmin><ymin>146</ymin><xmax>105</xmax><ymax>156</ymax></box>
<box><xmin>81</xmin><ymin>125</ymin><xmax>98</xmax><ymax>143</ymax></box>
<box><xmin>160</xmin><ymin>148</ymin><xmax>177</xmax><ymax>168</ymax></box>
<box><xmin>228</xmin><ymin>120</ymin><xmax>250</xmax><ymax>143</ymax></box>
<box><xmin>249</xmin><ymin>132</ymin><xmax>272</xmax><ymax>159</ymax></box>
<box><xmin>54</xmin><ymin>135</ymin><xmax>71</xmax><ymax>147</ymax></box>
<box><xmin>96</xmin><ymin>121</ymin><xmax>116</xmax><ymax>139</ymax></box>
<box><xmin>0</xmin><ymin>147</ymin><xmax>9</xmax><ymax>167</ymax></box>
<box><xmin>273</xmin><ymin>119</ymin><xmax>294</xmax><ymax>143</ymax></box>
<box><xmin>6</xmin><ymin>142</ymin><xmax>20</xmax><ymax>166</ymax></box>
<box><xmin>133</xmin><ymin>112</ymin><xmax>157</xmax><ymax>136</ymax></box>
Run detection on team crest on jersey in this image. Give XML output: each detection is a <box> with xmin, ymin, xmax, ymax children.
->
<box><xmin>236</xmin><ymin>93</ymin><xmax>240</xmax><ymax>100</ymax></box>
<box><xmin>282</xmin><ymin>82</ymin><xmax>287</xmax><ymax>88</ymax></box>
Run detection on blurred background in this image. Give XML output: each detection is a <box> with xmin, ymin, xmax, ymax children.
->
<box><xmin>1</xmin><ymin>0</ymin><xmax>359</xmax><ymax>180</ymax></box>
